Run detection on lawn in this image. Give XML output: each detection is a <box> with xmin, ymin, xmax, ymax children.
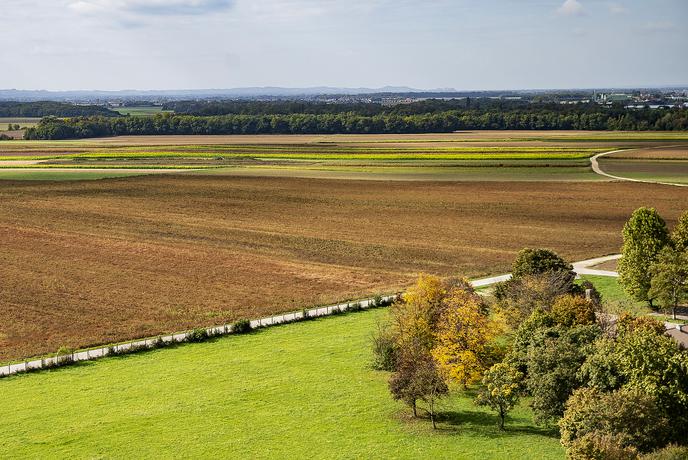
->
<box><xmin>0</xmin><ymin>308</ymin><xmax>564</xmax><ymax>459</ymax></box>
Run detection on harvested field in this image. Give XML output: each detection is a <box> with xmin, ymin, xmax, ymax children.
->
<box><xmin>598</xmin><ymin>159</ymin><xmax>688</xmax><ymax>184</ymax></box>
<box><xmin>609</xmin><ymin>145</ymin><xmax>688</xmax><ymax>160</ymax></box>
<box><xmin>0</xmin><ymin>175</ymin><xmax>686</xmax><ymax>361</ymax></box>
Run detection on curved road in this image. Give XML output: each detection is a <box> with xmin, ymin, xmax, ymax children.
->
<box><xmin>591</xmin><ymin>147</ymin><xmax>687</xmax><ymax>187</ymax></box>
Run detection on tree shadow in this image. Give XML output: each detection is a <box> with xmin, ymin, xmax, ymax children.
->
<box><xmin>432</xmin><ymin>410</ymin><xmax>560</xmax><ymax>438</ymax></box>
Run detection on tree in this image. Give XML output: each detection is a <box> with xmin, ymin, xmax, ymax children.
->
<box><xmin>526</xmin><ymin>324</ymin><xmax>600</xmax><ymax>424</ymax></box>
<box><xmin>510</xmin><ymin>248</ymin><xmax>575</xmax><ymax>280</ymax></box>
<box><xmin>432</xmin><ymin>287</ymin><xmax>500</xmax><ymax>388</ymax></box>
<box><xmin>672</xmin><ymin>211</ymin><xmax>688</xmax><ymax>252</ymax></box>
<box><xmin>391</xmin><ymin>274</ymin><xmax>447</xmax><ymax>354</ymax></box>
<box><xmin>389</xmin><ymin>340</ymin><xmax>448</xmax><ymax>427</ymax></box>
<box><xmin>649</xmin><ymin>247</ymin><xmax>688</xmax><ymax>320</ymax></box>
<box><xmin>559</xmin><ymin>388</ymin><xmax>671</xmax><ymax>457</ymax></box>
<box><xmin>550</xmin><ymin>294</ymin><xmax>596</xmax><ymax>328</ymax></box>
<box><xmin>475</xmin><ymin>363</ymin><xmax>523</xmax><ymax>430</ymax></box>
<box><xmin>618</xmin><ymin>207</ymin><xmax>670</xmax><ymax>307</ymax></box>
<box><xmin>496</xmin><ymin>272</ymin><xmax>576</xmax><ymax>327</ymax></box>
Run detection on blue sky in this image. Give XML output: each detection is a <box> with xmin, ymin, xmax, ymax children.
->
<box><xmin>1</xmin><ymin>0</ymin><xmax>686</xmax><ymax>90</ymax></box>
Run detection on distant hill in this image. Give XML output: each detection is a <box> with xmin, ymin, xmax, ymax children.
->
<box><xmin>0</xmin><ymin>87</ymin><xmax>459</xmax><ymax>102</ymax></box>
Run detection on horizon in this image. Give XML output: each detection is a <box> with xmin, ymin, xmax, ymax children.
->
<box><xmin>2</xmin><ymin>0</ymin><xmax>687</xmax><ymax>91</ymax></box>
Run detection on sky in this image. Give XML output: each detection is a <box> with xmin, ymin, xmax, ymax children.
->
<box><xmin>1</xmin><ymin>0</ymin><xmax>687</xmax><ymax>91</ymax></box>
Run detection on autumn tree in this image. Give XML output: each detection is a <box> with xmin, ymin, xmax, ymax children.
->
<box><xmin>432</xmin><ymin>287</ymin><xmax>501</xmax><ymax>388</ymax></box>
<box><xmin>495</xmin><ymin>272</ymin><xmax>575</xmax><ymax>328</ymax></box>
<box><xmin>550</xmin><ymin>294</ymin><xmax>597</xmax><ymax>328</ymax></box>
<box><xmin>475</xmin><ymin>363</ymin><xmax>523</xmax><ymax>430</ymax></box>
<box><xmin>649</xmin><ymin>247</ymin><xmax>688</xmax><ymax>320</ymax></box>
<box><xmin>389</xmin><ymin>340</ymin><xmax>448</xmax><ymax>427</ymax></box>
<box><xmin>618</xmin><ymin>207</ymin><xmax>670</xmax><ymax>307</ymax></box>
<box><xmin>392</xmin><ymin>274</ymin><xmax>448</xmax><ymax>354</ymax></box>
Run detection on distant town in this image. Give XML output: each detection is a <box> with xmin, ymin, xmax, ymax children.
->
<box><xmin>1</xmin><ymin>87</ymin><xmax>686</xmax><ymax>110</ymax></box>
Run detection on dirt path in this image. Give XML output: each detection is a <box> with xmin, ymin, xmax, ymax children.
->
<box><xmin>591</xmin><ymin>147</ymin><xmax>688</xmax><ymax>187</ymax></box>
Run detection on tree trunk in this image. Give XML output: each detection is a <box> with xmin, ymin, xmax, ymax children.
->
<box><xmin>412</xmin><ymin>400</ymin><xmax>417</xmax><ymax>418</ymax></box>
<box><xmin>430</xmin><ymin>398</ymin><xmax>436</xmax><ymax>430</ymax></box>
<box><xmin>499</xmin><ymin>407</ymin><xmax>505</xmax><ymax>431</ymax></box>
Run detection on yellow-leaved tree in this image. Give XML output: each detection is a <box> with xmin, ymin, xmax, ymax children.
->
<box><xmin>392</xmin><ymin>274</ymin><xmax>447</xmax><ymax>354</ymax></box>
<box><xmin>432</xmin><ymin>286</ymin><xmax>503</xmax><ymax>388</ymax></box>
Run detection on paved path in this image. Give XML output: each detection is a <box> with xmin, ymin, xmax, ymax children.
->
<box><xmin>591</xmin><ymin>148</ymin><xmax>688</xmax><ymax>187</ymax></box>
<box><xmin>471</xmin><ymin>254</ymin><xmax>620</xmax><ymax>288</ymax></box>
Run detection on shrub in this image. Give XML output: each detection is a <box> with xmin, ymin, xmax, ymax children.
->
<box><xmin>372</xmin><ymin>323</ymin><xmax>397</xmax><ymax>371</ymax></box>
<box><xmin>55</xmin><ymin>346</ymin><xmax>74</xmax><ymax>364</ymax></box>
<box><xmin>232</xmin><ymin>318</ymin><xmax>252</xmax><ymax>334</ymax></box>
<box><xmin>568</xmin><ymin>432</ymin><xmax>639</xmax><ymax>460</ymax></box>
<box><xmin>187</xmin><ymin>328</ymin><xmax>210</xmax><ymax>343</ymax></box>
<box><xmin>348</xmin><ymin>301</ymin><xmax>363</xmax><ymax>312</ymax></box>
<box><xmin>372</xmin><ymin>295</ymin><xmax>383</xmax><ymax>307</ymax></box>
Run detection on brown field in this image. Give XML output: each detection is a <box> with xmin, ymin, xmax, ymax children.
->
<box><xmin>590</xmin><ymin>259</ymin><xmax>619</xmax><ymax>271</ymax></box>
<box><xmin>1</xmin><ymin>175</ymin><xmax>686</xmax><ymax>361</ymax></box>
<box><xmin>598</xmin><ymin>159</ymin><xmax>688</xmax><ymax>184</ymax></box>
<box><xmin>609</xmin><ymin>145</ymin><xmax>688</xmax><ymax>159</ymax></box>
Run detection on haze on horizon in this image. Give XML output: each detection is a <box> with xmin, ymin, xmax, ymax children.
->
<box><xmin>2</xmin><ymin>0</ymin><xmax>687</xmax><ymax>92</ymax></box>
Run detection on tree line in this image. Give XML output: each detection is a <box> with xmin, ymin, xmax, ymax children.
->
<box><xmin>24</xmin><ymin>108</ymin><xmax>688</xmax><ymax>140</ymax></box>
<box><xmin>0</xmin><ymin>101</ymin><xmax>118</xmax><ymax>118</ymax></box>
<box><xmin>373</xmin><ymin>210</ymin><xmax>688</xmax><ymax>459</ymax></box>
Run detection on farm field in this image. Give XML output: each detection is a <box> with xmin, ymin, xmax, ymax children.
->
<box><xmin>0</xmin><ymin>308</ymin><xmax>564</xmax><ymax>459</ymax></box>
<box><xmin>112</xmin><ymin>106</ymin><xmax>172</xmax><ymax>116</ymax></box>
<box><xmin>1</xmin><ymin>175</ymin><xmax>687</xmax><ymax>362</ymax></box>
<box><xmin>0</xmin><ymin>131</ymin><xmax>687</xmax><ymax>182</ymax></box>
<box><xmin>596</xmin><ymin>144</ymin><xmax>688</xmax><ymax>184</ymax></box>
<box><xmin>598</xmin><ymin>158</ymin><xmax>688</xmax><ymax>184</ymax></box>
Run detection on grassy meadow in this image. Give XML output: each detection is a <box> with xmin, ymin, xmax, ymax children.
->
<box><xmin>0</xmin><ymin>308</ymin><xmax>564</xmax><ymax>459</ymax></box>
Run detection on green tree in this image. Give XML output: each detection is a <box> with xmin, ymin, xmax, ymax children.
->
<box><xmin>649</xmin><ymin>247</ymin><xmax>688</xmax><ymax>320</ymax></box>
<box><xmin>526</xmin><ymin>324</ymin><xmax>600</xmax><ymax>425</ymax></box>
<box><xmin>672</xmin><ymin>211</ymin><xmax>688</xmax><ymax>252</ymax></box>
<box><xmin>510</xmin><ymin>248</ymin><xmax>575</xmax><ymax>280</ymax></box>
<box><xmin>618</xmin><ymin>208</ymin><xmax>670</xmax><ymax>307</ymax></box>
<box><xmin>475</xmin><ymin>363</ymin><xmax>523</xmax><ymax>430</ymax></box>
<box><xmin>559</xmin><ymin>388</ymin><xmax>670</xmax><ymax>457</ymax></box>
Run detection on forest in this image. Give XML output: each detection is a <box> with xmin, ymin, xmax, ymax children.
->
<box><xmin>0</xmin><ymin>101</ymin><xmax>119</xmax><ymax>118</ymax></box>
<box><xmin>25</xmin><ymin>106</ymin><xmax>688</xmax><ymax>140</ymax></box>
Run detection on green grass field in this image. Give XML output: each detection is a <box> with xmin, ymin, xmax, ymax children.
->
<box><xmin>0</xmin><ymin>170</ymin><xmax>157</xmax><ymax>181</ymax></box>
<box><xmin>0</xmin><ymin>308</ymin><xmax>563</xmax><ymax>459</ymax></box>
<box><xmin>113</xmin><ymin>106</ymin><xmax>171</xmax><ymax>116</ymax></box>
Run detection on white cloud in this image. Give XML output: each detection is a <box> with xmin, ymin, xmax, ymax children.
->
<box><xmin>69</xmin><ymin>0</ymin><xmax>234</xmax><ymax>16</ymax></box>
<box><xmin>557</xmin><ymin>0</ymin><xmax>584</xmax><ymax>17</ymax></box>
